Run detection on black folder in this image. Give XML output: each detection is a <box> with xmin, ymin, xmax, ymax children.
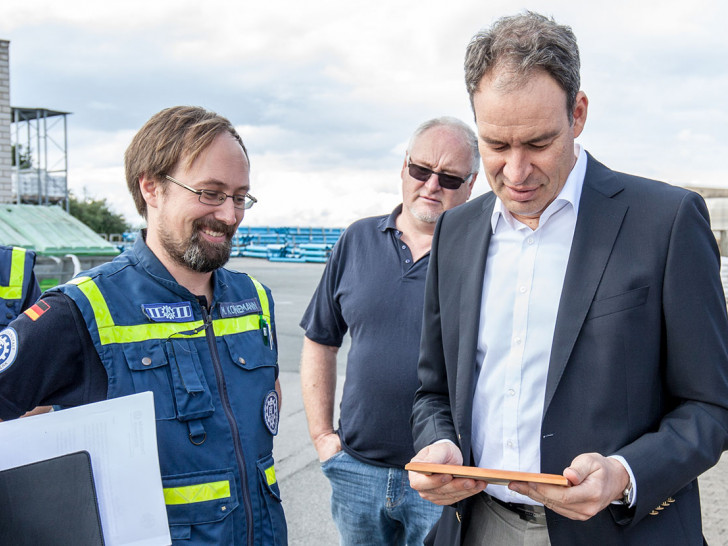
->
<box><xmin>0</xmin><ymin>450</ymin><xmax>105</xmax><ymax>545</ymax></box>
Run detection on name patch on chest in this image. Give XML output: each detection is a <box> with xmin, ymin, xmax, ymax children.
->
<box><xmin>142</xmin><ymin>302</ymin><xmax>194</xmax><ymax>322</ymax></box>
<box><xmin>219</xmin><ymin>299</ymin><xmax>261</xmax><ymax>318</ymax></box>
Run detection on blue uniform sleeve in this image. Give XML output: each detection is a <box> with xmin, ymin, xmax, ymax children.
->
<box><xmin>0</xmin><ymin>291</ymin><xmax>107</xmax><ymax>420</ymax></box>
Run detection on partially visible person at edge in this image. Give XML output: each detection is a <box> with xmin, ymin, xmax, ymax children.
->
<box><xmin>0</xmin><ymin>106</ymin><xmax>287</xmax><ymax>544</ymax></box>
<box><xmin>300</xmin><ymin>117</ymin><xmax>479</xmax><ymax>545</ymax></box>
<box><xmin>0</xmin><ymin>244</ymin><xmax>51</xmax><ymax>419</ymax></box>
<box><xmin>0</xmin><ymin>245</ymin><xmax>41</xmax><ymax>327</ymax></box>
<box><xmin>408</xmin><ymin>11</ymin><xmax>728</xmax><ymax>546</ymax></box>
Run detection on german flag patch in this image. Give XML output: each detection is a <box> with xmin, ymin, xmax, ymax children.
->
<box><xmin>24</xmin><ymin>300</ymin><xmax>51</xmax><ymax>321</ymax></box>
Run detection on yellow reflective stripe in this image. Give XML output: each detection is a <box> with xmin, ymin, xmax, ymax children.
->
<box><xmin>164</xmin><ymin>480</ymin><xmax>231</xmax><ymax>505</ymax></box>
<box><xmin>264</xmin><ymin>465</ymin><xmax>276</xmax><ymax>486</ymax></box>
<box><xmin>249</xmin><ymin>275</ymin><xmax>270</xmax><ymax>319</ymax></box>
<box><xmin>0</xmin><ymin>247</ymin><xmax>27</xmax><ymax>299</ymax></box>
<box><xmin>213</xmin><ymin>315</ymin><xmax>260</xmax><ymax>337</ymax></box>
<box><xmin>69</xmin><ymin>276</ymin><xmax>264</xmax><ymax>345</ymax></box>
<box><xmin>69</xmin><ymin>276</ymin><xmax>114</xmax><ymax>329</ymax></box>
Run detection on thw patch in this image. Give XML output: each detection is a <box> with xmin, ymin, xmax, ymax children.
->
<box><xmin>263</xmin><ymin>390</ymin><xmax>279</xmax><ymax>435</ymax></box>
<box><xmin>0</xmin><ymin>327</ymin><xmax>19</xmax><ymax>373</ymax></box>
<box><xmin>142</xmin><ymin>302</ymin><xmax>194</xmax><ymax>322</ymax></box>
<box><xmin>24</xmin><ymin>300</ymin><xmax>51</xmax><ymax>321</ymax></box>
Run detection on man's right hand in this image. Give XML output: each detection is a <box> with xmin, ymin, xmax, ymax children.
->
<box><xmin>314</xmin><ymin>431</ymin><xmax>342</xmax><ymax>462</ymax></box>
<box><xmin>408</xmin><ymin>442</ymin><xmax>487</xmax><ymax>505</ymax></box>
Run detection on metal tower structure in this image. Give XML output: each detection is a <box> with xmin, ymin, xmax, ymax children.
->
<box><xmin>11</xmin><ymin>106</ymin><xmax>71</xmax><ymax>211</ymax></box>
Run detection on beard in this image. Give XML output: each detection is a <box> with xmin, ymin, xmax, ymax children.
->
<box><xmin>160</xmin><ymin>218</ymin><xmax>236</xmax><ymax>273</ymax></box>
<box><xmin>406</xmin><ymin>201</ymin><xmax>441</xmax><ymax>224</ymax></box>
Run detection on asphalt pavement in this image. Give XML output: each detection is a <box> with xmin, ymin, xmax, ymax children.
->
<box><xmin>228</xmin><ymin>256</ymin><xmax>728</xmax><ymax>545</ymax></box>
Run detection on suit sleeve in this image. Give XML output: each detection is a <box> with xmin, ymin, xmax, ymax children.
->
<box><xmin>615</xmin><ymin>191</ymin><xmax>728</xmax><ymax>522</ymax></box>
<box><xmin>411</xmin><ymin>213</ymin><xmax>458</xmax><ymax>452</ymax></box>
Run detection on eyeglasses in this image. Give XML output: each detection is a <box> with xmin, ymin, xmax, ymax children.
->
<box><xmin>165</xmin><ymin>175</ymin><xmax>257</xmax><ymax>210</ymax></box>
<box><xmin>407</xmin><ymin>160</ymin><xmax>473</xmax><ymax>190</ymax></box>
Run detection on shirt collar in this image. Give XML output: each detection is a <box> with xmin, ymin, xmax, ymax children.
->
<box><xmin>378</xmin><ymin>204</ymin><xmax>404</xmax><ymax>233</ymax></box>
<box><xmin>491</xmin><ymin>143</ymin><xmax>587</xmax><ymax>233</ymax></box>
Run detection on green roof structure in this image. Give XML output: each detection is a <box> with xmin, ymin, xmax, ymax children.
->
<box><xmin>0</xmin><ymin>204</ymin><xmax>119</xmax><ymax>256</ymax></box>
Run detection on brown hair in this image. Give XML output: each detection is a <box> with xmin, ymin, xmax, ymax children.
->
<box><xmin>465</xmin><ymin>11</ymin><xmax>580</xmax><ymax>122</ymax></box>
<box><xmin>124</xmin><ymin>106</ymin><xmax>248</xmax><ymax>218</ymax></box>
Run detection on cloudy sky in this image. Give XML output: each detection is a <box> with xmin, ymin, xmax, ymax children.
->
<box><xmin>2</xmin><ymin>0</ymin><xmax>726</xmax><ymax>228</ymax></box>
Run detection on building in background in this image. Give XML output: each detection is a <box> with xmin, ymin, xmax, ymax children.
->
<box><xmin>0</xmin><ymin>39</ymin><xmax>117</xmax><ymax>288</ymax></box>
<box><xmin>0</xmin><ymin>40</ymin><xmax>11</xmax><ymax>202</ymax></box>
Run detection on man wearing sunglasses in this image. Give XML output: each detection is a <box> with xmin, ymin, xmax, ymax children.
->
<box><xmin>408</xmin><ymin>11</ymin><xmax>728</xmax><ymax>546</ymax></box>
<box><xmin>0</xmin><ymin>106</ymin><xmax>287</xmax><ymax>544</ymax></box>
<box><xmin>300</xmin><ymin>117</ymin><xmax>479</xmax><ymax>545</ymax></box>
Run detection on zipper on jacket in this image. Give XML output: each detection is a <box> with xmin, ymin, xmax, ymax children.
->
<box><xmin>201</xmin><ymin>301</ymin><xmax>255</xmax><ymax>545</ymax></box>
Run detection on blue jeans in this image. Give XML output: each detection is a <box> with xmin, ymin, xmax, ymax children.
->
<box><xmin>321</xmin><ymin>450</ymin><xmax>442</xmax><ymax>545</ymax></box>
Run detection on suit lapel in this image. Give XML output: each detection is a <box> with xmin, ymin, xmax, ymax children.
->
<box><xmin>455</xmin><ymin>194</ymin><xmax>495</xmax><ymax>456</ymax></box>
<box><xmin>543</xmin><ymin>157</ymin><xmax>628</xmax><ymax>415</ymax></box>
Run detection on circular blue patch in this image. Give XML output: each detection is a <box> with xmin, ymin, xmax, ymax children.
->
<box><xmin>263</xmin><ymin>390</ymin><xmax>279</xmax><ymax>436</ymax></box>
<box><xmin>0</xmin><ymin>327</ymin><xmax>19</xmax><ymax>374</ymax></box>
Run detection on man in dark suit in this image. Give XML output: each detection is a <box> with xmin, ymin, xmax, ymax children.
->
<box><xmin>409</xmin><ymin>11</ymin><xmax>728</xmax><ymax>545</ymax></box>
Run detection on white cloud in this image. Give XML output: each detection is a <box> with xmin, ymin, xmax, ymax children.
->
<box><xmin>2</xmin><ymin>0</ymin><xmax>727</xmax><ymax>228</ymax></box>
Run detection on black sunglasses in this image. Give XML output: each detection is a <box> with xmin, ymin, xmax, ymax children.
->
<box><xmin>407</xmin><ymin>160</ymin><xmax>472</xmax><ymax>190</ymax></box>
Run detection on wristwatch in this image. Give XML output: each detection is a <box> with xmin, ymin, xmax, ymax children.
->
<box><xmin>621</xmin><ymin>482</ymin><xmax>634</xmax><ymax>506</ymax></box>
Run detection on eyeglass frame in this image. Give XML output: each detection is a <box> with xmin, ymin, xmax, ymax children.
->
<box><xmin>406</xmin><ymin>158</ymin><xmax>474</xmax><ymax>190</ymax></box>
<box><xmin>164</xmin><ymin>174</ymin><xmax>257</xmax><ymax>210</ymax></box>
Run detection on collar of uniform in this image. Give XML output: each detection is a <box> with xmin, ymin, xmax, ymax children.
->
<box><xmin>378</xmin><ymin>204</ymin><xmax>404</xmax><ymax>233</ymax></box>
<box><xmin>490</xmin><ymin>143</ymin><xmax>587</xmax><ymax>233</ymax></box>
<box><xmin>132</xmin><ymin>231</ymin><xmax>214</xmax><ymax>301</ymax></box>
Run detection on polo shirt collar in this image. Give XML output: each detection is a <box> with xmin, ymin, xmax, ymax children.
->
<box><xmin>378</xmin><ymin>204</ymin><xmax>404</xmax><ymax>233</ymax></box>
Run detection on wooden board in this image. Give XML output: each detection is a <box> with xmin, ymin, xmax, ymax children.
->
<box><xmin>405</xmin><ymin>462</ymin><xmax>570</xmax><ymax>486</ymax></box>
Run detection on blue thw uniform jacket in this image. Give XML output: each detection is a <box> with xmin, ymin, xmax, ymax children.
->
<box><xmin>0</xmin><ymin>236</ymin><xmax>287</xmax><ymax>545</ymax></box>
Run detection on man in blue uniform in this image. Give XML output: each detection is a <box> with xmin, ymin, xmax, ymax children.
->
<box><xmin>300</xmin><ymin>117</ymin><xmax>479</xmax><ymax>545</ymax></box>
<box><xmin>0</xmin><ymin>106</ymin><xmax>287</xmax><ymax>545</ymax></box>
<box><xmin>0</xmin><ymin>245</ymin><xmax>41</xmax><ymax>327</ymax></box>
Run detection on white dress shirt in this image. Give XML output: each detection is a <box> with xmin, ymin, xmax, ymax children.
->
<box><xmin>471</xmin><ymin>144</ymin><xmax>586</xmax><ymax>504</ymax></box>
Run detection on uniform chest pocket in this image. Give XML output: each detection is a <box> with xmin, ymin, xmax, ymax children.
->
<box><xmin>122</xmin><ymin>339</ymin><xmax>215</xmax><ymax>422</ymax></box>
<box><xmin>164</xmin><ymin>339</ymin><xmax>215</xmax><ymax>422</ymax></box>
<box><xmin>223</xmin><ymin>329</ymin><xmax>278</xmax><ymax>371</ymax></box>
<box><xmin>122</xmin><ymin>340</ymin><xmax>176</xmax><ymax>420</ymax></box>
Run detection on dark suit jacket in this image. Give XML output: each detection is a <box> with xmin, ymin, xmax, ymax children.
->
<box><xmin>411</xmin><ymin>154</ymin><xmax>728</xmax><ymax>545</ymax></box>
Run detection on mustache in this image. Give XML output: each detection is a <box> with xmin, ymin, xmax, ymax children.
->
<box><xmin>192</xmin><ymin>218</ymin><xmax>237</xmax><ymax>238</ymax></box>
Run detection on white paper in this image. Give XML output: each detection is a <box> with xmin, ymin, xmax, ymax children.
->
<box><xmin>0</xmin><ymin>392</ymin><xmax>171</xmax><ymax>546</ymax></box>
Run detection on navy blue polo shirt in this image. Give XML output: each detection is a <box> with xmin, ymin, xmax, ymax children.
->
<box><xmin>300</xmin><ymin>205</ymin><xmax>429</xmax><ymax>468</ymax></box>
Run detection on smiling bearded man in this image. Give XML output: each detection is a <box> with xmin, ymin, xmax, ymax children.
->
<box><xmin>0</xmin><ymin>106</ymin><xmax>287</xmax><ymax>545</ymax></box>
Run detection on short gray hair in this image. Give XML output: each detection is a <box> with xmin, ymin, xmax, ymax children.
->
<box><xmin>464</xmin><ymin>11</ymin><xmax>580</xmax><ymax>122</ymax></box>
<box><xmin>406</xmin><ymin>117</ymin><xmax>480</xmax><ymax>175</ymax></box>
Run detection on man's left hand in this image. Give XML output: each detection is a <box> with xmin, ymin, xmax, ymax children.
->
<box><xmin>508</xmin><ymin>452</ymin><xmax>630</xmax><ymax>521</ymax></box>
